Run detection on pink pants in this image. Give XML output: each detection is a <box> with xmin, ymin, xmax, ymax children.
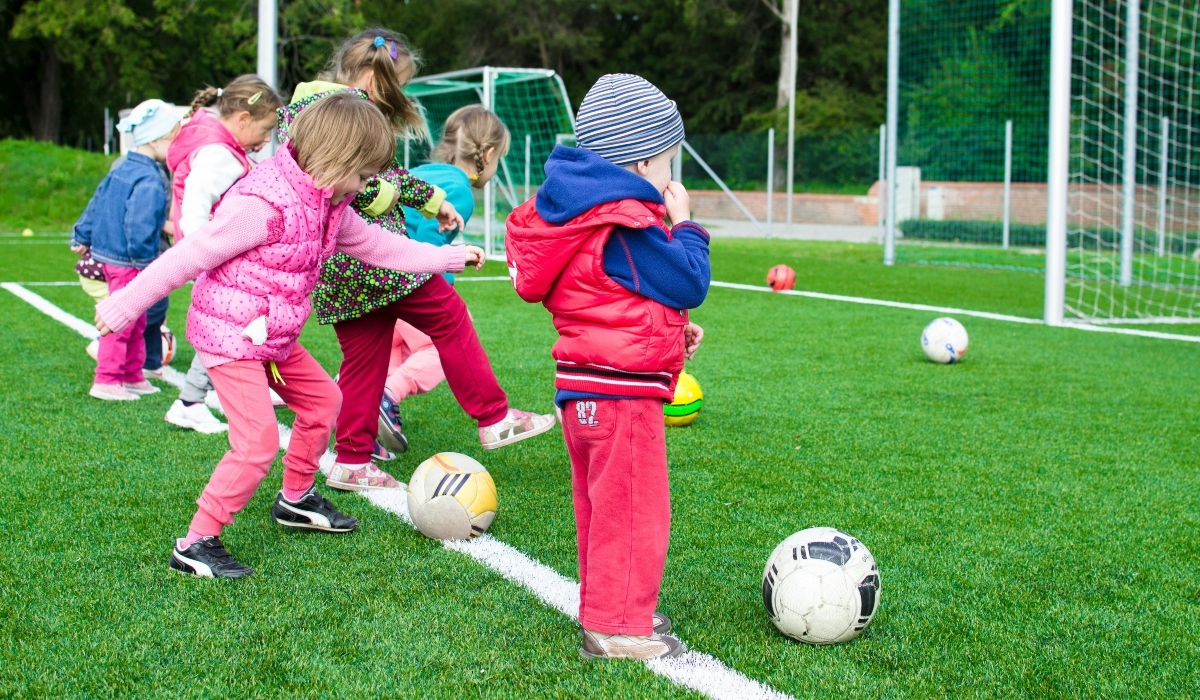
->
<box><xmin>385</xmin><ymin>320</ymin><xmax>445</xmax><ymax>401</ymax></box>
<box><xmin>562</xmin><ymin>397</ymin><xmax>671</xmax><ymax>636</ymax></box>
<box><xmin>95</xmin><ymin>264</ymin><xmax>145</xmax><ymax>385</ymax></box>
<box><xmin>189</xmin><ymin>344</ymin><xmax>341</xmax><ymax>536</ymax></box>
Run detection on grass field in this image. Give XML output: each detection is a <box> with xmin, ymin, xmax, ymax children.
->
<box><xmin>2</xmin><ymin>238</ymin><xmax>1198</xmax><ymax>699</ymax></box>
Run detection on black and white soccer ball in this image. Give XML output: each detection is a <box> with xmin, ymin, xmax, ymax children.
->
<box><xmin>761</xmin><ymin>527</ymin><xmax>880</xmax><ymax>644</ymax></box>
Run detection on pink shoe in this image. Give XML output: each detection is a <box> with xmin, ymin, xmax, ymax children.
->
<box><xmin>479</xmin><ymin>409</ymin><xmax>557</xmax><ymax>450</ymax></box>
<box><xmin>89</xmin><ymin>383</ymin><xmax>139</xmax><ymax>401</ymax></box>
<box><xmin>326</xmin><ymin>462</ymin><xmax>402</xmax><ymax>492</ymax></box>
<box><xmin>123</xmin><ymin>380</ymin><xmax>161</xmax><ymax>396</ymax></box>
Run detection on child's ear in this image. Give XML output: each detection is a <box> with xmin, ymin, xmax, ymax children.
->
<box><xmin>486</xmin><ymin>146</ymin><xmax>497</xmax><ymax>164</ymax></box>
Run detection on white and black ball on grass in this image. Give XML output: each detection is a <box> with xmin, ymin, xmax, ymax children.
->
<box><xmin>762</xmin><ymin>527</ymin><xmax>880</xmax><ymax>645</ymax></box>
<box><xmin>921</xmin><ymin>317</ymin><xmax>969</xmax><ymax>364</ymax></box>
<box><xmin>407</xmin><ymin>452</ymin><xmax>497</xmax><ymax>541</ymax></box>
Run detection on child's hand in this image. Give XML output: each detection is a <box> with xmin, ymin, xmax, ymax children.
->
<box><xmin>94</xmin><ymin>311</ymin><xmax>112</xmax><ymax>337</ymax></box>
<box><xmin>70</xmin><ymin>243</ymin><xmax>88</xmax><ymax>255</ymax></box>
<box><xmin>684</xmin><ymin>322</ymin><xmax>704</xmax><ymax>359</ymax></box>
<box><xmin>664</xmin><ymin>181</ymin><xmax>691</xmax><ymax>225</ymax></box>
<box><xmin>463</xmin><ymin>245</ymin><xmax>486</xmax><ymax>270</ymax></box>
<box><xmin>437</xmin><ymin>201</ymin><xmax>465</xmax><ymax>233</ymax></box>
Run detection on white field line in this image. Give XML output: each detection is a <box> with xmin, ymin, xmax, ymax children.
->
<box><xmin>11</xmin><ymin>281</ymin><xmax>80</xmax><ymax>286</ymax></box>
<box><xmin>2</xmin><ymin>282</ymin><xmax>794</xmax><ymax>700</ymax></box>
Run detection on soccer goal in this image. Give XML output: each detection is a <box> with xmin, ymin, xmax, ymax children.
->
<box><xmin>404</xmin><ymin>67</ymin><xmax>576</xmax><ymax>259</ymax></box>
<box><xmin>1045</xmin><ymin>0</ymin><xmax>1200</xmax><ymax>325</ymax></box>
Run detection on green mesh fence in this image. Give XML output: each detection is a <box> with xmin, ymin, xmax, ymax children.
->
<box><xmin>893</xmin><ymin>0</ymin><xmax>1052</xmax><ymax>270</ymax></box>
<box><xmin>404</xmin><ymin>68</ymin><xmax>575</xmax><ymax>253</ymax></box>
<box><xmin>680</xmin><ymin>130</ymin><xmax>879</xmax><ymax>195</ymax></box>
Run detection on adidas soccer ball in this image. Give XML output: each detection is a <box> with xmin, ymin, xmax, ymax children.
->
<box><xmin>665</xmin><ymin>371</ymin><xmax>703</xmax><ymax>427</ymax></box>
<box><xmin>921</xmin><ymin>317</ymin><xmax>969</xmax><ymax>364</ymax></box>
<box><xmin>767</xmin><ymin>264</ymin><xmax>796</xmax><ymax>291</ymax></box>
<box><xmin>762</xmin><ymin>527</ymin><xmax>881</xmax><ymax>645</ymax></box>
<box><xmin>406</xmin><ymin>452</ymin><xmax>497</xmax><ymax>541</ymax></box>
<box><xmin>161</xmin><ymin>325</ymin><xmax>177</xmax><ymax>365</ymax></box>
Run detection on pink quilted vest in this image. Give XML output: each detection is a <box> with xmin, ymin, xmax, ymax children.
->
<box><xmin>186</xmin><ymin>143</ymin><xmax>347</xmax><ymax>363</ymax></box>
<box><xmin>166</xmin><ymin>110</ymin><xmax>250</xmax><ymax>241</ymax></box>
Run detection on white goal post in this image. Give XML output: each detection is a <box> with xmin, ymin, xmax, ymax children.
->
<box><xmin>1046</xmin><ymin>0</ymin><xmax>1200</xmax><ymax>325</ymax></box>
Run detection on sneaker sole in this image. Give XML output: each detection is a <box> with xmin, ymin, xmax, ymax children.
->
<box><xmin>89</xmin><ymin>387</ymin><xmax>139</xmax><ymax>401</ymax></box>
<box><xmin>272</xmin><ymin>501</ymin><xmax>358</xmax><ymax>532</ymax></box>
<box><xmin>168</xmin><ymin>550</ymin><xmax>253</xmax><ymax>579</ymax></box>
<box><xmin>578</xmin><ymin>643</ymin><xmax>685</xmax><ymax>661</ymax></box>
<box><xmin>125</xmin><ymin>387</ymin><xmax>161</xmax><ymax>396</ymax></box>
<box><xmin>377</xmin><ymin>416</ymin><xmax>409</xmax><ymax>454</ymax></box>
<box><xmin>164</xmin><ymin>413</ymin><xmax>228</xmax><ymax>434</ymax></box>
<box><xmin>325</xmin><ymin>478</ymin><xmax>401</xmax><ymax>493</ymax></box>
<box><xmin>481</xmin><ymin>417</ymin><xmax>558</xmax><ymax>450</ymax></box>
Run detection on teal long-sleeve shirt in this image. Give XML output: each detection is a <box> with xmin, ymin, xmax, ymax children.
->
<box><xmin>402</xmin><ymin>163</ymin><xmax>476</xmax><ymax>284</ymax></box>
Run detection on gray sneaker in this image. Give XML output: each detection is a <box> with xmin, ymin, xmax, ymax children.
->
<box><xmin>580</xmin><ymin>628</ymin><xmax>685</xmax><ymax>660</ymax></box>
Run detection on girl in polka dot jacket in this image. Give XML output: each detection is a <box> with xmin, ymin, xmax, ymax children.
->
<box><xmin>94</xmin><ymin>94</ymin><xmax>485</xmax><ymax>579</ymax></box>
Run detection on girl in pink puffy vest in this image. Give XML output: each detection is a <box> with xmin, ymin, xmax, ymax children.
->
<box><xmin>95</xmin><ymin>93</ymin><xmax>485</xmax><ymax>579</ymax></box>
<box><xmin>162</xmin><ymin>75</ymin><xmax>284</xmax><ymax>436</ymax></box>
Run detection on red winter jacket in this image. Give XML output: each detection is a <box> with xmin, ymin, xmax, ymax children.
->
<box><xmin>506</xmin><ymin>197</ymin><xmax>688</xmax><ymax>401</ymax></box>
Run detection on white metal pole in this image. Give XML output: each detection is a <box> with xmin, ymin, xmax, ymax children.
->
<box><xmin>1157</xmin><ymin>115</ymin><xmax>1169</xmax><ymax>255</ymax></box>
<box><xmin>767</xmin><ymin>128</ymin><xmax>775</xmax><ymax>237</ymax></box>
<box><xmin>482</xmin><ymin>67</ymin><xmax>494</xmax><ymax>258</ymax></box>
<box><xmin>524</xmin><ymin>134</ymin><xmax>532</xmax><ymax>201</ymax></box>
<box><xmin>1003</xmin><ymin>119</ymin><xmax>1013</xmax><ymax>249</ymax></box>
<box><xmin>785</xmin><ymin>0</ymin><xmax>799</xmax><ymax>235</ymax></box>
<box><xmin>878</xmin><ymin>124</ymin><xmax>886</xmax><ymax>244</ymax></box>
<box><xmin>257</xmin><ymin>0</ymin><xmax>277</xmax><ymax>156</ymax></box>
<box><xmin>1119</xmin><ymin>0</ymin><xmax>1140</xmax><ymax>286</ymax></box>
<box><xmin>884</xmin><ymin>0</ymin><xmax>900</xmax><ymax>265</ymax></box>
<box><xmin>1045</xmin><ymin>0</ymin><xmax>1073</xmax><ymax>326</ymax></box>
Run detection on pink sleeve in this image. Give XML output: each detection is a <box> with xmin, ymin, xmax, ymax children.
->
<box><xmin>336</xmin><ymin>209</ymin><xmax>467</xmax><ymax>274</ymax></box>
<box><xmin>96</xmin><ymin>196</ymin><xmax>274</xmax><ymax>334</ymax></box>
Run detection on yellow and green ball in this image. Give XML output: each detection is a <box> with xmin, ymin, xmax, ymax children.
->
<box><xmin>665</xmin><ymin>371</ymin><xmax>703</xmax><ymax>427</ymax></box>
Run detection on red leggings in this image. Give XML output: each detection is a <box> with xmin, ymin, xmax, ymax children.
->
<box><xmin>332</xmin><ymin>275</ymin><xmax>508</xmax><ymax>465</ymax></box>
<box><xmin>562</xmin><ymin>397</ymin><xmax>671</xmax><ymax>636</ymax></box>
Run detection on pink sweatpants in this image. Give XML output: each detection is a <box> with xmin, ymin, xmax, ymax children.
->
<box><xmin>562</xmin><ymin>397</ymin><xmax>671</xmax><ymax>636</ymax></box>
<box><xmin>189</xmin><ymin>344</ymin><xmax>341</xmax><ymax>536</ymax></box>
<box><xmin>95</xmin><ymin>264</ymin><xmax>146</xmax><ymax>385</ymax></box>
<box><xmin>385</xmin><ymin>320</ymin><xmax>445</xmax><ymax>401</ymax></box>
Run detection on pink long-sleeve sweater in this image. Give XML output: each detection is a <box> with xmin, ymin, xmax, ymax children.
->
<box><xmin>96</xmin><ymin>195</ymin><xmax>467</xmax><ymax>368</ymax></box>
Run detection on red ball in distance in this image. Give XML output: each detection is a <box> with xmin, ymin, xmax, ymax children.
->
<box><xmin>767</xmin><ymin>264</ymin><xmax>796</xmax><ymax>292</ymax></box>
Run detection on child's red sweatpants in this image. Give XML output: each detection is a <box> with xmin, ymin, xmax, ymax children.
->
<box><xmin>189</xmin><ymin>344</ymin><xmax>340</xmax><ymax>536</ymax></box>
<box><xmin>561</xmin><ymin>397</ymin><xmax>671</xmax><ymax>636</ymax></box>
<box><xmin>332</xmin><ymin>275</ymin><xmax>508</xmax><ymax>465</ymax></box>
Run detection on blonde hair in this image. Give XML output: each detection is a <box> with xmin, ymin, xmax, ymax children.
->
<box><xmin>289</xmin><ymin>92</ymin><xmax>395</xmax><ymax>188</ymax></box>
<box><xmin>430</xmin><ymin>105</ymin><xmax>511</xmax><ymax>180</ymax></box>
<box><xmin>188</xmin><ymin>75</ymin><xmax>282</xmax><ymax>121</ymax></box>
<box><xmin>327</xmin><ymin>29</ymin><xmax>428</xmax><ymax>141</ymax></box>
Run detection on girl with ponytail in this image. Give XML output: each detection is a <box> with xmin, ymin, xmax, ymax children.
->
<box><xmin>277</xmin><ymin>30</ymin><xmax>555</xmax><ymax>492</ymax></box>
<box><xmin>161</xmin><ymin>74</ymin><xmax>283</xmax><ymax>434</ymax></box>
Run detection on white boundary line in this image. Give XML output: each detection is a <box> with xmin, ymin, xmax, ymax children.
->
<box><xmin>1</xmin><ymin>282</ymin><xmax>794</xmax><ymax>700</ymax></box>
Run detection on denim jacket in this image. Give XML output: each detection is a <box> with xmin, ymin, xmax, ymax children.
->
<box><xmin>70</xmin><ymin>152</ymin><xmax>167</xmax><ymax>269</ymax></box>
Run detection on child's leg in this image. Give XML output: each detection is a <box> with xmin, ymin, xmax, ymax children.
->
<box><xmin>189</xmin><ymin>359</ymin><xmax>280</xmax><ymax>536</ymax></box>
<box><xmin>179</xmin><ymin>355</ymin><xmax>213</xmax><ymax>404</ymax></box>
<box><xmin>385</xmin><ymin>320</ymin><xmax>445</xmax><ymax>401</ymax></box>
<box><xmin>143</xmin><ymin>296</ymin><xmax>169</xmax><ymax>370</ymax></box>
<box><xmin>95</xmin><ymin>265</ymin><xmax>146</xmax><ymax>385</ymax></box>
<box><xmin>267</xmin><ymin>344</ymin><xmax>341</xmax><ymax>494</ymax></box>
<box><xmin>391</xmin><ymin>276</ymin><xmax>508</xmax><ymax>426</ymax></box>
<box><xmin>332</xmin><ymin>309</ymin><xmax>399</xmax><ymax>465</ymax></box>
<box><xmin>561</xmin><ymin>398</ymin><xmax>671</xmax><ymax>636</ymax></box>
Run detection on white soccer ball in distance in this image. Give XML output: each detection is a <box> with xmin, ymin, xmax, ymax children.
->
<box><xmin>921</xmin><ymin>317</ymin><xmax>969</xmax><ymax>363</ymax></box>
<box><xmin>406</xmin><ymin>452</ymin><xmax>497</xmax><ymax>541</ymax></box>
<box><xmin>762</xmin><ymin>527</ymin><xmax>880</xmax><ymax>645</ymax></box>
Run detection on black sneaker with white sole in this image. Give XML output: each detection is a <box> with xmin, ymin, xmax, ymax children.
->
<box><xmin>169</xmin><ymin>536</ymin><xmax>254</xmax><ymax>579</ymax></box>
<box><xmin>271</xmin><ymin>487</ymin><xmax>358</xmax><ymax>532</ymax></box>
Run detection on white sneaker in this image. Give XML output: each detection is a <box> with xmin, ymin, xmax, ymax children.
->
<box><xmin>89</xmin><ymin>383</ymin><xmax>139</xmax><ymax>401</ymax></box>
<box><xmin>479</xmin><ymin>409</ymin><xmax>557</xmax><ymax>450</ymax></box>
<box><xmin>165</xmin><ymin>399</ymin><xmax>228</xmax><ymax>434</ymax></box>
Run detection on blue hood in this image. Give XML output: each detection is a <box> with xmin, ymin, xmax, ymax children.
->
<box><xmin>536</xmin><ymin>146</ymin><xmax>664</xmax><ymax>224</ymax></box>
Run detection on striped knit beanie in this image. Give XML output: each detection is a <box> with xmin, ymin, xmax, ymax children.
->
<box><xmin>575</xmin><ymin>74</ymin><xmax>685</xmax><ymax>165</ymax></box>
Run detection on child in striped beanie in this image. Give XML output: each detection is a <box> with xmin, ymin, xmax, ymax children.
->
<box><xmin>505</xmin><ymin>73</ymin><xmax>711</xmax><ymax>660</ymax></box>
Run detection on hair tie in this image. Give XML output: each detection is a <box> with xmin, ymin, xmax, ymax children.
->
<box><xmin>373</xmin><ymin>36</ymin><xmax>386</xmax><ymax>48</ymax></box>
<box><xmin>216</xmin><ymin>88</ymin><xmax>223</xmax><ymax>97</ymax></box>
<box><xmin>468</xmin><ymin>172</ymin><xmax>480</xmax><ymax>182</ymax></box>
<box><xmin>388</xmin><ymin>40</ymin><xmax>398</xmax><ymax>60</ymax></box>
<box><xmin>248</xmin><ymin>91</ymin><xmax>262</xmax><ymax>105</ymax></box>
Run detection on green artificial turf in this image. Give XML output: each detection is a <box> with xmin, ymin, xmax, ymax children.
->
<box><xmin>2</xmin><ymin>241</ymin><xmax>1198</xmax><ymax>698</ymax></box>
